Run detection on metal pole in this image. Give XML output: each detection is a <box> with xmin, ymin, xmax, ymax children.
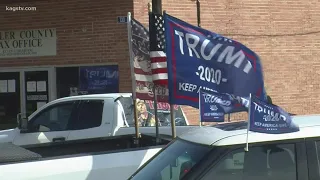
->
<box><xmin>152</xmin><ymin>0</ymin><xmax>162</xmax><ymax>14</ymax></box>
<box><xmin>151</xmin><ymin>0</ymin><xmax>162</xmax><ymax>143</ymax></box>
<box><xmin>196</xmin><ymin>0</ymin><xmax>201</xmax><ymax>126</ymax></box>
<box><xmin>133</xmin><ymin>99</ymin><xmax>140</xmax><ymax>146</ymax></box>
<box><xmin>170</xmin><ymin>104</ymin><xmax>176</xmax><ymax>138</ymax></box>
<box><xmin>153</xmin><ymin>86</ymin><xmax>160</xmax><ymax>144</ymax></box>
<box><xmin>127</xmin><ymin>12</ymin><xmax>140</xmax><ymax>146</ymax></box>
<box><xmin>196</xmin><ymin>0</ymin><xmax>201</xmax><ymax>27</ymax></box>
<box><xmin>162</xmin><ymin>9</ymin><xmax>176</xmax><ymax>139</ymax></box>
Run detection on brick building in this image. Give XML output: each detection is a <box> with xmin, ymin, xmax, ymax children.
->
<box><xmin>0</xmin><ymin>0</ymin><xmax>319</xmax><ymax>127</ymax></box>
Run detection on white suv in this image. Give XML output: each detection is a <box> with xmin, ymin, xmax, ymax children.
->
<box><xmin>128</xmin><ymin>114</ymin><xmax>320</xmax><ymax>180</ymax></box>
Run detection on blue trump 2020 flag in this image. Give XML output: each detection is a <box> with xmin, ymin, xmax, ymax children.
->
<box><xmin>200</xmin><ymin>90</ymin><xmax>249</xmax><ymax>122</ymax></box>
<box><xmin>249</xmin><ymin>95</ymin><xmax>299</xmax><ymax>134</ymax></box>
<box><xmin>163</xmin><ymin>13</ymin><xmax>267</xmax><ymax>111</ymax></box>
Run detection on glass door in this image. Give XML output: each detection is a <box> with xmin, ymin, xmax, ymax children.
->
<box><xmin>25</xmin><ymin>71</ymin><xmax>49</xmax><ymax>117</ymax></box>
<box><xmin>0</xmin><ymin>72</ymin><xmax>20</xmax><ymax>130</ymax></box>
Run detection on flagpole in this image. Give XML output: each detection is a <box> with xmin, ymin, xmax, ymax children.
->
<box><xmin>127</xmin><ymin>12</ymin><xmax>135</xmax><ymax>100</ymax></box>
<box><xmin>196</xmin><ymin>0</ymin><xmax>201</xmax><ymax>27</ymax></box>
<box><xmin>153</xmin><ymin>85</ymin><xmax>161</xmax><ymax>144</ymax></box>
<box><xmin>244</xmin><ymin>93</ymin><xmax>252</xmax><ymax>152</ymax></box>
<box><xmin>127</xmin><ymin>12</ymin><xmax>140</xmax><ymax>146</ymax></box>
<box><xmin>148</xmin><ymin>3</ymin><xmax>161</xmax><ymax>145</ymax></box>
<box><xmin>170</xmin><ymin>103</ymin><xmax>176</xmax><ymax>138</ymax></box>
<box><xmin>199</xmin><ymin>89</ymin><xmax>202</xmax><ymax>127</ymax></box>
<box><xmin>159</xmin><ymin>10</ymin><xmax>176</xmax><ymax>139</ymax></box>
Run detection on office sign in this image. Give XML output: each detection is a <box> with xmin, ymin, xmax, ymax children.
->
<box><xmin>118</xmin><ymin>16</ymin><xmax>128</xmax><ymax>23</ymax></box>
<box><xmin>0</xmin><ymin>28</ymin><xmax>57</xmax><ymax>58</ymax></box>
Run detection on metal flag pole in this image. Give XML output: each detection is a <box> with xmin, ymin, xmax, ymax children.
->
<box><xmin>170</xmin><ymin>102</ymin><xmax>176</xmax><ymax>139</ymax></box>
<box><xmin>166</xmin><ymin>9</ymin><xmax>176</xmax><ymax>138</ymax></box>
<box><xmin>153</xmin><ymin>85</ymin><xmax>160</xmax><ymax>144</ymax></box>
<box><xmin>151</xmin><ymin>0</ymin><xmax>176</xmax><ymax>139</ymax></box>
<box><xmin>199</xmin><ymin>89</ymin><xmax>202</xmax><ymax>127</ymax></box>
<box><xmin>196</xmin><ymin>0</ymin><xmax>201</xmax><ymax>126</ymax></box>
<box><xmin>149</xmin><ymin>1</ymin><xmax>160</xmax><ymax>145</ymax></box>
<box><xmin>196</xmin><ymin>0</ymin><xmax>201</xmax><ymax>27</ymax></box>
<box><xmin>127</xmin><ymin>12</ymin><xmax>140</xmax><ymax>146</ymax></box>
<box><xmin>161</xmin><ymin>9</ymin><xmax>176</xmax><ymax>139</ymax></box>
<box><xmin>244</xmin><ymin>93</ymin><xmax>252</xmax><ymax>152</ymax></box>
<box><xmin>152</xmin><ymin>0</ymin><xmax>162</xmax><ymax>14</ymax></box>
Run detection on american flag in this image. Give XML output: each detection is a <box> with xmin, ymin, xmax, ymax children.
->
<box><xmin>130</xmin><ymin>18</ymin><xmax>153</xmax><ymax>100</ymax></box>
<box><xmin>149</xmin><ymin>13</ymin><xmax>168</xmax><ymax>86</ymax></box>
<box><xmin>129</xmin><ymin>17</ymin><xmax>168</xmax><ymax>102</ymax></box>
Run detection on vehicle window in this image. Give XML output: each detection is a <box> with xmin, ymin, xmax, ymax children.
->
<box><xmin>69</xmin><ymin>100</ymin><xmax>104</xmax><ymax>130</ymax></box>
<box><xmin>313</xmin><ymin>141</ymin><xmax>320</xmax><ymax>177</ymax></box>
<box><xmin>29</xmin><ymin>101</ymin><xmax>77</xmax><ymax>132</ymax></box>
<box><xmin>201</xmin><ymin>143</ymin><xmax>297</xmax><ymax>180</ymax></box>
<box><xmin>129</xmin><ymin>138</ymin><xmax>211</xmax><ymax>180</ymax></box>
<box><xmin>118</xmin><ymin>97</ymin><xmax>188</xmax><ymax>127</ymax></box>
<box><xmin>117</xmin><ymin>97</ymin><xmax>134</xmax><ymax>126</ymax></box>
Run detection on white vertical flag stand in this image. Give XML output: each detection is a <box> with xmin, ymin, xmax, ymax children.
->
<box><xmin>244</xmin><ymin>93</ymin><xmax>252</xmax><ymax>152</ymax></box>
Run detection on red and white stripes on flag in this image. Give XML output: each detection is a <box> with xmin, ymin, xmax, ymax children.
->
<box><xmin>128</xmin><ymin>15</ymin><xmax>169</xmax><ymax>102</ymax></box>
<box><xmin>150</xmin><ymin>51</ymin><xmax>168</xmax><ymax>85</ymax></box>
<box><xmin>147</xmin><ymin>12</ymin><xmax>169</xmax><ymax>102</ymax></box>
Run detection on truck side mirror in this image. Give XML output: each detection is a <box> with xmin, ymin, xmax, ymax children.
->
<box><xmin>17</xmin><ymin>114</ymin><xmax>29</xmax><ymax>133</ymax></box>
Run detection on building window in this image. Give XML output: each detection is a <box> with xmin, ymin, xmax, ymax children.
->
<box><xmin>56</xmin><ymin>65</ymin><xmax>119</xmax><ymax>98</ymax></box>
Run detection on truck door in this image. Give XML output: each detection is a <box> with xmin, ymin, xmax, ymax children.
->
<box><xmin>12</xmin><ymin>100</ymin><xmax>79</xmax><ymax>146</ymax></box>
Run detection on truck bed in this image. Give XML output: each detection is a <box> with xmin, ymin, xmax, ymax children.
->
<box><xmin>0</xmin><ymin>135</ymin><xmax>167</xmax><ymax>180</ymax></box>
<box><xmin>0</xmin><ymin>143</ymin><xmax>164</xmax><ymax>180</ymax></box>
<box><xmin>0</xmin><ymin>143</ymin><xmax>42</xmax><ymax>164</ymax></box>
<box><xmin>0</xmin><ymin>126</ymin><xmax>196</xmax><ymax>165</ymax></box>
<box><xmin>0</xmin><ymin>134</ymin><xmax>169</xmax><ymax>165</ymax></box>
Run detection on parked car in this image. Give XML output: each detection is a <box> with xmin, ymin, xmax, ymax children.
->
<box><xmin>0</xmin><ymin>142</ymin><xmax>164</xmax><ymax>180</ymax></box>
<box><xmin>128</xmin><ymin>114</ymin><xmax>320</xmax><ymax>180</ymax></box>
<box><xmin>0</xmin><ymin>93</ymin><xmax>196</xmax><ymax>180</ymax></box>
<box><xmin>0</xmin><ymin>93</ymin><xmax>192</xmax><ymax>146</ymax></box>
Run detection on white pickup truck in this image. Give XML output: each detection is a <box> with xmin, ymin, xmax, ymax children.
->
<box><xmin>0</xmin><ymin>93</ymin><xmax>197</xmax><ymax>180</ymax></box>
<box><xmin>0</xmin><ymin>93</ymin><xmax>191</xmax><ymax>146</ymax></box>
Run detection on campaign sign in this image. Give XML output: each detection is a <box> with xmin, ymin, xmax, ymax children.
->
<box><xmin>200</xmin><ymin>90</ymin><xmax>229</xmax><ymax>122</ymax></box>
<box><xmin>164</xmin><ymin>13</ymin><xmax>267</xmax><ymax>110</ymax></box>
<box><xmin>249</xmin><ymin>95</ymin><xmax>299</xmax><ymax>134</ymax></box>
<box><xmin>79</xmin><ymin>65</ymin><xmax>119</xmax><ymax>94</ymax></box>
<box><xmin>200</xmin><ymin>90</ymin><xmax>250</xmax><ymax>122</ymax></box>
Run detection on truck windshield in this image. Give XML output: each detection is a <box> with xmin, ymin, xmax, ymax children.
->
<box><xmin>129</xmin><ymin>138</ymin><xmax>212</xmax><ymax>180</ymax></box>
